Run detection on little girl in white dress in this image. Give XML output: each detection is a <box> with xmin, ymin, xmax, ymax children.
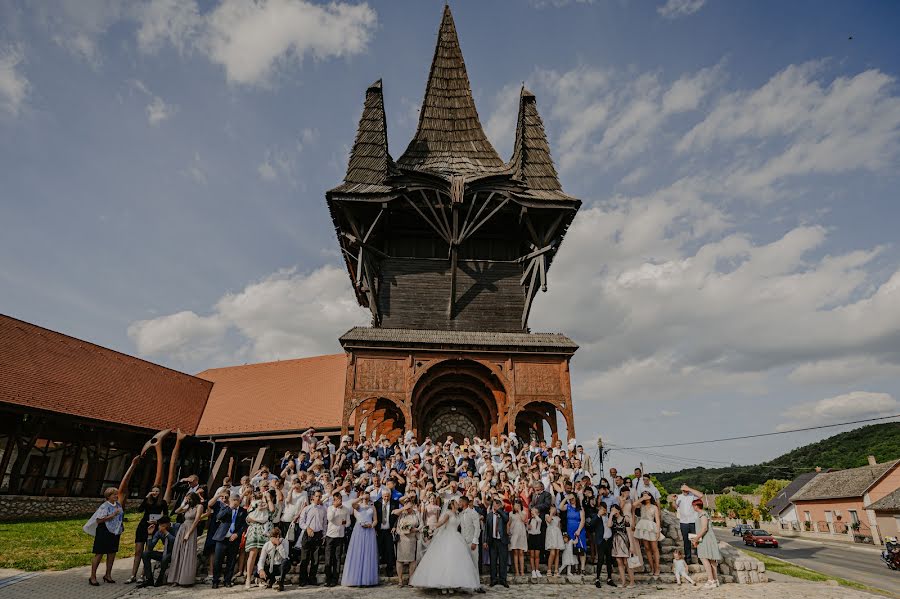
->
<box><xmin>560</xmin><ymin>533</ymin><xmax>578</xmax><ymax>575</ymax></box>
<box><xmin>544</xmin><ymin>506</ymin><xmax>565</xmax><ymax>576</ymax></box>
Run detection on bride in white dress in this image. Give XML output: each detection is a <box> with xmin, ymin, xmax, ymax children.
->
<box><xmin>410</xmin><ymin>499</ymin><xmax>481</xmax><ymax>591</ymax></box>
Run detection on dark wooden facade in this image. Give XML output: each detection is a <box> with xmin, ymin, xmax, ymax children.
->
<box><xmin>329</xmin><ymin>6</ymin><xmax>581</xmax><ymax>442</ymax></box>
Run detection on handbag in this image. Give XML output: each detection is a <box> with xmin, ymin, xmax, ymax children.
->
<box><xmin>627</xmin><ymin>555</ymin><xmax>642</xmax><ymax>569</ymax></box>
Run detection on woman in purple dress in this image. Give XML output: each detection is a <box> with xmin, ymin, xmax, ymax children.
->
<box><xmin>341</xmin><ymin>493</ymin><xmax>379</xmax><ymax>586</ymax></box>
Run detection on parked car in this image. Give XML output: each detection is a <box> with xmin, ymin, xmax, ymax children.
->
<box><xmin>743</xmin><ymin>529</ymin><xmax>779</xmax><ymax>548</ymax></box>
<box><xmin>732</xmin><ymin>524</ymin><xmax>753</xmax><ymax>536</ymax></box>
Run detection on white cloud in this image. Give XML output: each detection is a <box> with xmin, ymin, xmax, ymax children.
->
<box><xmin>146</xmin><ymin>95</ymin><xmax>176</xmax><ymax>126</ymax></box>
<box><xmin>777</xmin><ymin>392</ymin><xmax>900</xmax><ymax>431</ymax></box>
<box><xmin>34</xmin><ymin>0</ymin><xmax>377</xmax><ymax>87</ymax></box>
<box><xmin>0</xmin><ymin>47</ymin><xmax>29</xmax><ymax>115</ymax></box>
<box><xmin>257</xmin><ymin>161</ymin><xmax>278</xmax><ymax>181</ymax></box>
<box><xmin>128</xmin><ymin>265</ymin><xmax>370</xmax><ymax>371</ymax></box>
<box><xmin>658</xmin><ymin>0</ymin><xmax>707</xmax><ymax>19</ymax></box>
<box><xmin>183</xmin><ymin>151</ymin><xmax>208</xmax><ymax>185</ymax></box>
<box><xmin>677</xmin><ymin>64</ymin><xmax>900</xmax><ymax>200</ymax></box>
<box><xmin>484</xmin><ymin>82</ymin><xmax>524</xmax><ymax>159</ymax></box>
<box><xmin>202</xmin><ymin>0</ymin><xmax>377</xmax><ymax>86</ymax></box>
<box><xmin>527</xmin><ymin>64</ymin><xmax>719</xmax><ymax>171</ymax></box>
<box><xmin>789</xmin><ymin>357</ymin><xmax>900</xmax><ymax>386</ymax></box>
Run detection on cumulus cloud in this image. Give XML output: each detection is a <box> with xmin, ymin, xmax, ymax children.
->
<box><xmin>146</xmin><ymin>96</ymin><xmax>176</xmax><ymax>125</ymax></box>
<box><xmin>658</xmin><ymin>0</ymin><xmax>707</xmax><ymax>19</ymax></box>
<box><xmin>777</xmin><ymin>392</ymin><xmax>900</xmax><ymax>431</ymax></box>
<box><xmin>677</xmin><ymin>63</ymin><xmax>900</xmax><ymax>200</ymax></box>
<box><xmin>34</xmin><ymin>0</ymin><xmax>377</xmax><ymax>86</ymax></box>
<box><xmin>789</xmin><ymin>357</ymin><xmax>900</xmax><ymax>386</ymax></box>
<box><xmin>128</xmin><ymin>265</ymin><xmax>370</xmax><ymax>371</ymax></box>
<box><xmin>525</xmin><ymin>63</ymin><xmax>719</xmax><ymax>171</ymax></box>
<box><xmin>0</xmin><ymin>47</ymin><xmax>29</xmax><ymax>115</ymax></box>
<box><xmin>200</xmin><ymin>0</ymin><xmax>376</xmax><ymax>86</ymax></box>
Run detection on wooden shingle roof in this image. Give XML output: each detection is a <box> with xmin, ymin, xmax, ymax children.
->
<box><xmin>791</xmin><ymin>459</ymin><xmax>900</xmax><ymax>502</ymax></box>
<box><xmin>0</xmin><ymin>314</ymin><xmax>212</xmax><ymax>434</ymax></box>
<box><xmin>508</xmin><ymin>87</ymin><xmax>577</xmax><ymax>202</ymax></box>
<box><xmin>331</xmin><ymin>79</ymin><xmax>395</xmax><ymax>195</ymax></box>
<box><xmin>396</xmin><ymin>5</ymin><xmax>505</xmax><ymax>176</ymax></box>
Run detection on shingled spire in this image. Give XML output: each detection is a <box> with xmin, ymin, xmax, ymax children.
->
<box><xmin>342</xmin><ymin>79</ymin><xmax>392</xmax><ymax>190</ymax></box>
<box><xmin>508</xmin><ymin>86</ymin><xmax>573</xmax><ymax>201</ymax></box>
<box><xmin>397</xmin><ymin>4</ymin><xmax>505</xmax><ymax>176</ymax></box>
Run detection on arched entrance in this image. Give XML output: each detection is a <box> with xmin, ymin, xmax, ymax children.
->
<box><xmin>412</xmin><ymin>359</ymin><xmax>506</xmax><ymax>441</ymax></box>
<box><xmin>351</xmin><ymin>397</ymin><xmax>407</xmax><ymax>442</ymax></box>
<box><xmin>513</xmin><ymin>400</ymin><xmax>560</xmax><ymax>445</ymax></box>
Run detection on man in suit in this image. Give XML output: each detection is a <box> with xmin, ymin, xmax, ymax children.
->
<box><xmin>458</xmin><ymin>496</ymin><xmax>485</xmax><ymax>592</ymax></box>
<box><xmin>373</xmin><ymin>487</ymin><xmax>399</xmax><ymax>576</ymax></box>
<box><xmin>482</xmin><ymin>498</ymin><xmax>509</xmax><ymax>588</ymax></box>
<box><xmin>212</xmin><ymin>495</ymin><xmax>248</xmax><ymax>588</ymax></box>
<box><xmin>530</xmin><ymin>481</ymin><xmax>552</xmax><ymax>556</ymax></box>
<box><xmin>138</xmin><ymin>516</ymin><xmax>178</xmax><ymax>587</ymax></box>
<box><xmin>592</xmin><ymin>503</ymin><xmax>615</xmax><ymax>587</ymax></box>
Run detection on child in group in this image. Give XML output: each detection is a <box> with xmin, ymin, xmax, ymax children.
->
<box><xmin>527</xmin><ymin>511</ymin><xmax>543</xmax><ymax>578</ymax></box>
<box><xmin>559</xmin><ymin>533</ymin><xmax>578</xmax><ymax>575</ymax></box>
<box><xmin>544</xmin><ymin>505</ymin><xmax>565</xmax><ymax>576</ymax></box>
<box><xmin>672</xmin><ymin>549</ymin><xmax>696</xmax><ymax>586</ymax></box>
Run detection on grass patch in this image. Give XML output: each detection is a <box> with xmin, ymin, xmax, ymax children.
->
<box><xmin>741</xmin><ymin>548</ymin><xmax>895</xmax><ymax>597</ymax></box>
<box><xmin>0</xmin><ymin>512</ymin><xmax>140</xmax><ymax>571</ymax></box>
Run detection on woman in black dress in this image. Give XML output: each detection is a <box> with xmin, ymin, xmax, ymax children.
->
<box><xmin>125</xmin><ymin>485</ymin><xmax>167</xmax><ymax>584</ymax></box>
<box><xmin>88</xmin><ymin>487</ymin><xmax>124</xmax><ymax>586</ymax></box>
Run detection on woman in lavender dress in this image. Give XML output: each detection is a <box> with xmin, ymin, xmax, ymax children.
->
<box><xmin>342</xmin><ymin>493</ymin><xmax>380</xmax><ymax>586</ymax></box>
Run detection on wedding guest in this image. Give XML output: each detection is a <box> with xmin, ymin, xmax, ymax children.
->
<box><xmin>420</xmin><ymin>493</ymin><xmax>442</xmax><ymax>555</ymax></box>
<box><xmin>672</xmin><ymin>549</ymin><xmax>696</xmax><ymax>586</ymax></box>
<box><xmin>86</xmin><ymin>487</ymin><xmax>124</xmax><ymax>586</ymax></box>
<box><xmin>126</xmin><ymin>485</ymin><xmax>167</xmax><ymax>584</ymax></box>
<box><xmin>592</xmin><ymin>503</ymin><xmax>615</xmax><ymax>588</ymax></box>
<box><xmin>508</xmin><ymin>499</ymin><xmax>528</xmax><ymax>576</ymax></box>
<box><xmin>609</xmin><ymin>504</ymin><xmax>635</xmax><ymax>588</ymax></box>
<box><xmin>342</xmin><ymin>492</ymin><xmax>378</xmax><ymax>586</ymax></box>
<box><xmin>560</xmin><ymin>493</ymin><xmax>587</xmax><ymax>574</ymax></box>
<box><xmin>560</xmin><ymin>533</ymin><xmax>577</xmax><ymax>575</ymax></box>
<box><xmin>671</xmin><ymin>484</ymin><xmax>704</xmax><ymax>564</ymax></box>
<box><xmin>691</xmin><ymin>499</ymin><xmax>722</xmax><ymax>589</ymax></box>
<box><xmin>211</xmin><ymin>494</ymin><xmax>247</xmax><ymax>589</ymax></box>
<box><xmin>202</xmin><ymin>488</ymin><xmax>227</xmax><ymax>583</ymax></box>
<box><xmin>323</xmin><ymin>492</ymin><xmax>350</xmax><ymax>587</ymax></box>
<box><xmin>526</xmin><ymin>507</ymin><xmax>542</xmax><ymax>578</ymax></box>
<box><xmin>139</xmin><ymin>516</ymin><xmax>177</xmax><ymax>587</ymax></box>
<box><xmin>244</xmin><ymin>488</ymin><xmax>275</xmax><ymax>589</ymax></box>
<box><xmin>633</xmin><ymin>491</ymin><xmax>661</xmax><ymax>578</ymax></box>
<box><xmin>167</xmin><ymin>492</ymin><xmax>202</xmax><ymax>586</ymax></box>
<box><xmin>395</xmin><ymin>495</ymin><xmax>422</xmax><ymax>587</ymax></box>
<box><xmin>544</xmin><ymin>505</ymin><xmax>565</xmax><ymax>576</ymax></box>
<box><xmin>296</xmin><ymin>489</ymin><xmax>327</xmax><ymax>586</ymax></box>
<box><xmin>256</xmin><ymin>528</ymin><xmax>290</xmax><ymax>591</ymax></box>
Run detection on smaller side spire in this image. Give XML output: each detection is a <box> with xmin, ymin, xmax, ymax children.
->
<box><xmin>508</xmin><ymin>86</ymin><xmax>564</xmax><ymax>194</ymax></box>
<box><xmin>343</xmin><ymin>79</ymin><xmax>391</xmax><ymax>186</ymax></box>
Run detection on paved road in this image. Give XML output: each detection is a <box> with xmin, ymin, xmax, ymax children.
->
<box><xmin>718</xmin><ymin>530</ymin><xmax>898</xmax><ymax>595</ymax></box>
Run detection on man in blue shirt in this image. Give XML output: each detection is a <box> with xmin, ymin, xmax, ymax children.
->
<box><xmin>138</xmin><ymin>516</ymin><xmax>178</xmax><ymax>587</ymax></box>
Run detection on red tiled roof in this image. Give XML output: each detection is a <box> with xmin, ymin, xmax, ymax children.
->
<box><xmin>0</xmin><ymin>314</ymin><xmax>213</xmax><ymax>434</ymax></box>
<box><xmin>195</xmin><ymin>354</ymin><xmax>347</xmax><ymax>437</ymax></box>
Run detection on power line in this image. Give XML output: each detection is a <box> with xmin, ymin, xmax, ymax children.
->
<box><xmin>606</xmin><ymin>413</ymin><xmax>900</xmax><ymax>451</ymax></box>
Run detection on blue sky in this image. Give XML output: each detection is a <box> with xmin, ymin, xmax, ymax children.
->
<box><xmin>2</xmin><ymin>0</ymin><xmax>900</xmax><ymax>474</ymax></box>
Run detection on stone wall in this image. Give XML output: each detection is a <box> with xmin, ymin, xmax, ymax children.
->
<box><xmin>0</xmin><ymin>495</ymin><xmax>103</xmax><ymax>522</ymax></box>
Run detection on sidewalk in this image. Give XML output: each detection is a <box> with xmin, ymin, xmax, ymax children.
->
<box><xmin>0</xmin><ymin>557</ymin><xmax>135</xmax><ymax>599</ymax></box>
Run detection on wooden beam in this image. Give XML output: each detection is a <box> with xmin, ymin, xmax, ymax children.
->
<box><xmin>539</xmin><ymin>254</ymin><xmax>547</xmax><ymax>292</ymax></box>
<box><xmin>522</xmin><ymin>260</ymin><xmax>539</xmax><ymax>329</ymax></box>
<box><xmin>460</xmin><ymin>196</ymin><xmax>509</xmax><ymax>242</ymax></box>
<box><xmin>420</xmin><ymin>189</ymin><xmax>452</xmax><ymax>241</ymax></box>
<box><xmin>404</xmin><ymin>194</ymin><xmax>449</xmax><ymax>243</ymax></box>
<box><xmin>460</xmin><ymin>192</ymin><xmax>494</xmax><ymax>240</ymax></box>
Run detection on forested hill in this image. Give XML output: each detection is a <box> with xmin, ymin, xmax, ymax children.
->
<box><xmin>652</xmin><ymin>422</ymin><xmax>900</xmax><ymax>493</ymax></box>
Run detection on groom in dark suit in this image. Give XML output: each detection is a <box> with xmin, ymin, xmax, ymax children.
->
<box><xmin>373</xmin><ymin>488</ymin><xmax>400</xmax><ymax>576</ymax></box>
<box><xmin>482</xmin><ymin>498</ymin><xmax>509</xmax><ymax>587</ymax></box>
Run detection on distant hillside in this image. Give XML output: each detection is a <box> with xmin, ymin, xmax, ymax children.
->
<box><xmin>652</xmin><ymin>422</ymin><xmax>900</xmax><ymax>493</ymax></box>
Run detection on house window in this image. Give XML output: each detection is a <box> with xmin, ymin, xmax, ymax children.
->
<box><xmin>849</xmin><ymin>510</ymin><xmax>859</xmax><ymax>524</ymax></box>
<box><xmin>804</xmin><ymin>511</ymin><xmax>811</xmax><ymax>522</ymax></box>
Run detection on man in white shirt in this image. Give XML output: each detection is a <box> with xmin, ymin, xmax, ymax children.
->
<box><xmin>323</xmin><ymin>492</ymin><xmax>351</xmax><ymax>587</ymax></box>
<box><xmin>671</xmin><ymin>484</ymin><xmax>704</xmax><ymax>564</ymax></box>
<box><xmin>295</xmin><ymin>490</ymin><xmax>327</xmax><ymax>585</ymax></box>
<box><xmin>256</xmin><ymin>528</ymin><xmax>290</xmax><ymax>591</ymax></box>
<box><xmin>633</xmin><ymin>472</ymin><xmax>661</xmax><ymax>502</ymax></box>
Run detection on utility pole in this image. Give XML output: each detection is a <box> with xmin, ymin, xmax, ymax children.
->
<box><xmin>597</xmin><ymin>436</ymin><xmax>604</xmax><ymax>481</ymax></box>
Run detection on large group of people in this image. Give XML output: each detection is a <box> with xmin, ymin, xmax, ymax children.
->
<box><xmin>84</xmin><ymin>429</ymin><xmax>722</xmax><ymax>590</ymax></box>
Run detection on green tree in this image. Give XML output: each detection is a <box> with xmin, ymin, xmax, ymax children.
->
<box><xmin>649</xmin><ymin>475</ymin><xmax>670</xmax><ymax>508</ymax></box>
<box><xmin>758</xmin><ymin>479</ymin><xmax>790</xmax><ymax>507</ymax></box>
<box><xmin>715</xmin><ymin>494</ymin><xmax>750</xmax><ymax>519</ymax></box>
<box><xmin>734</xmin><ymin>484</ymin><xmax>758</xmax><ymax>494</ymax></box>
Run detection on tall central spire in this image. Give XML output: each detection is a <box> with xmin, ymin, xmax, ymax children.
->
<box><xmin>397</xmin><ymin>4</ymin><xmax>504</xmax><ymax>176</ymax></box>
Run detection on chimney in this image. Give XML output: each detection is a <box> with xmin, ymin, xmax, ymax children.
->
<box><xmin>815</xmin><ymin>466</ymin><xmax>821</xmax><ymax>473</ymax></box>
<box><xmin>867</xmin><ymin>455</ymin><xmax>877</xmax><ymax>466</ymax></box>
